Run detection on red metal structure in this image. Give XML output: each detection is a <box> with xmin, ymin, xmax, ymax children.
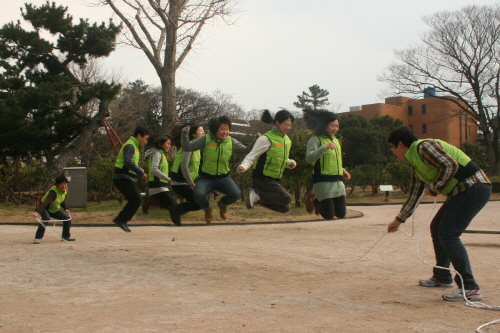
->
<box><xmin>102</xmin><ymin>117</ymin><xmax>123</xmax><ymax>155</ymax></box>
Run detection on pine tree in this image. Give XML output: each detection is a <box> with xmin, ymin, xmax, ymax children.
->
<box><xmin>293</xmin><ymin>84</ymin><xmax>330</xmax><ymax>110</ymax></box>
<box><xmin>0</xmin><ymin>2</ymin><xmax>121</xmax><ymax>180</ymax></box>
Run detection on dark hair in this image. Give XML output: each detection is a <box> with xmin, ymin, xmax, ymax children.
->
<box><xmin>387</xmin><ymin>126</ymin><xmax>418</xmax><ymax>147</ymax></box>
<box><xmin>55</xmin><ymin>176</ymin><xmax>68</xmax><ymax>185</ymax></box>
<box><xmin>261</xmin><ymin>109</ymin><xmax>295</xmax><ymax>125</ymax></box>
<box><xmin>208</xmin><ymin>116</ymin><xmax>231</xmax><ymax>135</ymax></box>
<box><xmin>133</xmin><ymin>126</ymin><xmax>150</xmax><ymax>137</ymax></box>
<box><xmin>302</xmin><ymin>108</ymin><xmax>339</xmax><ymax>136</ymax></box>
<box><xmin>147</xmin><ymin>134</ymin><xmax>172</xmax><ymax>149</ymax></box>
<box><xmin>170</xmin><ymin>122</ymin><xmax>204</xmax><ymax>149</ymax></box>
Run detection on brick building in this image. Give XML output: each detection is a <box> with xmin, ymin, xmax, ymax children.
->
<box><xmin>347</xmin><ymin>92</ymin><xmax>478</xmax><ymax>148</ymax></box>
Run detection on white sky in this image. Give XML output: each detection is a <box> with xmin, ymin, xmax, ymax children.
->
<box><xmin>2</xmin><ymin>0</ymin><xmax>499</xmax><ymax>113</ymax></box>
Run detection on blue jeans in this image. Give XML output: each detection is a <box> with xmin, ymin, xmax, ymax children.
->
<box><xmin>193</xmin><ymin>176</ymin><xmax>241</xmax><ymax>210</ymax></box>
<box><xmin>430</xmin><ymin>183</ymin><xmax>491</xmax><ymax>290</ymax></box>
<box><xmin>35</xmin><ymin>209</ymin><xmax>71</xmax><ymax>239</ymax></box>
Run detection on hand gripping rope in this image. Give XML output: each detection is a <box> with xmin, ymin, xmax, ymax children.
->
<box><xmin>32</xmin><ymin>212</ymin><xmax>73</xmax><ymax>242</ymax></box>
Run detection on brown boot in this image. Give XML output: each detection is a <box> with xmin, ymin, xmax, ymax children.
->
<box><xmin>305</xmin><ymin>191</ymin><xmax>316</xmax><ymax>214</ymax></box>
<box><xmin>217</xmin><ymin>201</ymin><xmax>227</xmax><ymax>220</ymax></box>
<box><xmin>204</xmin><ymin>206</ymin><xmax>213</xmax><ymax>224</ymax></box>
<box><xmin>142</xmin><ymin>195</ymin><xmax>152</xmax><ymax>215</ymax></box>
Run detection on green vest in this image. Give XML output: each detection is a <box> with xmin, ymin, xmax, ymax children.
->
<box><xmin>252</xmin><ymin>129</ymin><xmax>291</xmax><ymax>180</ymax></box>
<box><xmin>171</xmin><ymin>145</ymin><xmax>201</xmax><ymax>181</ymax></box>
<box><xmin>312</xmin><ymin>136</ymin><xmax>344</xmax><ymax>183</ymax></box>
<box><xmin>200</xmin><ymin>134</ymin><xmax>233</xmax><ymax>176</ymax></box>
<box><xmin>148</xmin><ymin>151</ymin><xmax>169</xmax><ymax>188</ymax></box>
<box><xmin>404</xmin><ymin>139</ymin><xmax>474</xmax><ymax>195</ymax></box>
<box><xmin>42</xmin><ymin>186</ymin><xmax>67</xmax><ymax>213</ymax></box>
<box><xmin>114</xmin><ymin>136</ymin><xmax>140</xmax><ymax>176</ymax></box>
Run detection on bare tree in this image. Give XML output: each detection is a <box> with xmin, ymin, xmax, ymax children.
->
<box><xmin>379</xmin><ymin>4</ymin><xmax>500</xmax><ymax>175</ymax></box>
<box><xmin>98</xmin><ymin>0</ymin><xmax>239</xmax><ymax>132</ymax></box>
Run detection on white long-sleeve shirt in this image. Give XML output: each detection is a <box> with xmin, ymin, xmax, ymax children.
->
<box><xmin>238</xmin><ymin>135</ymin><xmax>296</xmax><ymax>172</ymax></box>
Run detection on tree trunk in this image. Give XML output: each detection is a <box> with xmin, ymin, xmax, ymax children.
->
<box><xmin>486</xmin><ymin>145</ymin><xmax>500</xmax><ymax>176</ymax></box>
<box><xmin>160</xmin><ymin>76</ymin><xmax>178</xmax><ymax>134</ymax></box>
<box><xmin>294</xmin><ymin>174</ymin><xmax>302</xmax><ymax>207</ymax></box>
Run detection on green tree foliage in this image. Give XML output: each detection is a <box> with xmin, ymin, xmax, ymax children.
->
<box><xmin>0</xmin><ymin>2</ymin><xmax>122</xmax><ymax>181</ymax></box>
<box><xmin>286</xmin><ymin>129</ymin><xmax>313</xmax><ymax>206</ymax></box>
<box><xmin>368</xmin><ymin>115</ymin><xmax>404</xmax><ymax>163</ymax></box>
<box><xmin>337</xmin><ymin>113</ymin><xmax>403</xmax><ymax>168</ymax></box>
<box><xmin>337</xmin><ymin>113</ymin><xmax>382</xmax><ymax>168</ymax></box>
<box><xmin>87</xmin><ymin>155</ymin><xmax>122</xmax><ymax>203</ymax></box>
<box><xmin>462</xmin><ymin>142</ymin><xmax>488</xmax><ymax>170</ymax></box>
<box><xmin>293</xmin><ymin>84</ymin><xmax>330</xmax><ymax>110</ymax></box>
<box><xmin>385</xmin><ymin>162</ymin><xmax>411</xmax><ymax>193</ymax></box>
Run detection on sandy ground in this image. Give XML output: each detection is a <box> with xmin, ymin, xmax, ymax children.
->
<box><xmin>1</xmin><ymin>202</ymin><xmax>500</xmax><ymax>333</ymax></box>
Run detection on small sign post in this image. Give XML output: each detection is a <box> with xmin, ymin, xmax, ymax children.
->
<box><xmin>379</xmin><ymin>185</ymin><xmax>394</xmax><ymax>202</ymax></box>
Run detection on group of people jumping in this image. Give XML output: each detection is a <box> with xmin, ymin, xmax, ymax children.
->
<box><xmin>111</xmin><ymin>108</ymin><xmax>350</xmax><ymax>230</ymax></box>
<box><xmin>32</xmin><ymin>107</ymin><xmax>492</xmax><ymax>303</ymax></box>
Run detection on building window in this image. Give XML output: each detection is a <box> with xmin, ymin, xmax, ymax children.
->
<box><xmin>408</xmin><ymin>106</ymin><xmax>413</xmax><ymax>116</ymax></box>
<box><xmin>422</xmin><ymin>104</ymin><xmax>427</xmax><ymax>115</ymax></box>
<box><xmin>422</xmin><ymin>123</ymin><xmax>427</xmax><ymax>133</ymax></box>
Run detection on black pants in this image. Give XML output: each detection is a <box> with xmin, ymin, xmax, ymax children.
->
<box><xmin>171</xmin><ymin>184</ymin><xmax>202</xmax><ymax>213</ymax></box>
<box><xmin>152</xmin><ymin>191</ymin><xmax>178</xmax><ymax>210</ymax></box>
<box><xmin>315</xmin><ymin>196</ymin><xmax>346</xmax><ymax>220</ymax></box>
<box><xmin>113</xmin><ymin>178</ymin><xmax>142</xmax><ymax>223</ymax></box>
<box><xmin>35</xmin><ymin>209</ymin><xmax>71</xmax><ymax>239</ymax></box>
<box><xmin>252</xmin><ymin>178</ymin><xmax>291</xmax><ymax>213</ymax></box>
<box><xmin>430</xmin><ymin>183</ymin><xmax>491</xmax><ymax>289</ymax></box>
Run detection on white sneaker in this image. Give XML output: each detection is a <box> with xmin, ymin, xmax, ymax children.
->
<box><xmin>442</xmin><ymin>288</ymin><xmax>482</xmax><ymax>302</ymax></box>
<box><xmin>246</xmin><ymin>188</ymin><xmax>260</xmax><ymax>209</ymax></box>
<box><xmin>419</xmin><ymin>277</ymin><xmax>454</xmax><ymax>288</ymax></box>
<box><xmin>33</xmin><ymin>239</ymin><xmax>41</xmax><ymax>244</ymax></box>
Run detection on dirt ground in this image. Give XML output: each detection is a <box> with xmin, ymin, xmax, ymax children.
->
<box><xmin>1</xmin><ymin>201</ymin><xmax>500</xmax><ymax>333</ymax></box>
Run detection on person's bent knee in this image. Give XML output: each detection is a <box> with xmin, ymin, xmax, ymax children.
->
<box><xmin>321</xmin><ymin>212</ymin><xmax>335</xmax><ymax>220</ymax></box>
<box><xmin>335</xmin><ymin>212</ymin><xmax>346</xmax><ymax>219</ymax></box>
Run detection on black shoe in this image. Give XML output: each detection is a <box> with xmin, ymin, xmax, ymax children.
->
<box><xmin>169</xmin><ymin>206</ymin><xmax>182</xmax><ymax>226</ymax></box>
<box><xmin>113</xmin><ymin>218</ymin><xmax>131</xmax><ymax>232</ymax></box>
<box><xmin>61</xmin><ymin>237</ymin><xmax>76</xmax><ymax>241</ymax></box>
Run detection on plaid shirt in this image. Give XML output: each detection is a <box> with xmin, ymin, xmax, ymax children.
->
<box><xmin>397</xmin><ymin>140</ymin><xmax>490</xmax><ymax>223</ymax></box>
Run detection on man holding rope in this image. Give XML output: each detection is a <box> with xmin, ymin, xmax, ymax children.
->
<box><xmin>33</xmin><ymin>176</ymin><xmax>74</xmax><ymax>243</ymax></box>
<box><xmin>386</xmin><ymin>126</ymin><xmax>491</xmax><ymax>302</ymax></box>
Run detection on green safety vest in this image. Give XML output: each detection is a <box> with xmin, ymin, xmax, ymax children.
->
<box><xmin>200</xmin><ymin>134</ymin><xmax>233</xmax><ymax>176</ymax></box>
<box><xmin>404</xmin><ymin>139</ymin><xmax>478</xmax><ymax>195</ymax></box>
<box><xmin>312</xmin><ymin>136</ymin><xmax>344</xmax><ymax>183</ymax></box>
<box><xmin>148</xmin><ymin>151</ymin><xmax>169</xmax><ymax>188</ymax></box>
<box><xmin>42</xmin><ymin>186</ymin><xmax>67</xmax><ymax>213</ymax></box>
<box><xmin>252</xmin><ymin>129</ymin><xmax>291</xmax><ymax>180</ymax></box>
<box><xmin>171</xmin><ymin>144</ymin><xmax>201</xmax><ymax>182</ymax></box>
<box><xmin>114</xmin><ymin>136</ymin><xmax>140</xmax><ymax>176</ymax></box>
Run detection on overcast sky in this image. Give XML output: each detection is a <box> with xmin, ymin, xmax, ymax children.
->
<box><xmin>2</xmin><ymin>0</ymin><xmax>499</xmax><ymax>113</ymax></box>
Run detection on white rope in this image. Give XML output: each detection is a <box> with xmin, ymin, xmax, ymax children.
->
<box><xmin>32</xmin><ymin>213</ymin><xmax>72</xmax><ymax>242</ymax></box>
<box><xmin>163</xmin><ymin>231</ymin><xmax>388</xmax><ymax>263</ymax></box>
